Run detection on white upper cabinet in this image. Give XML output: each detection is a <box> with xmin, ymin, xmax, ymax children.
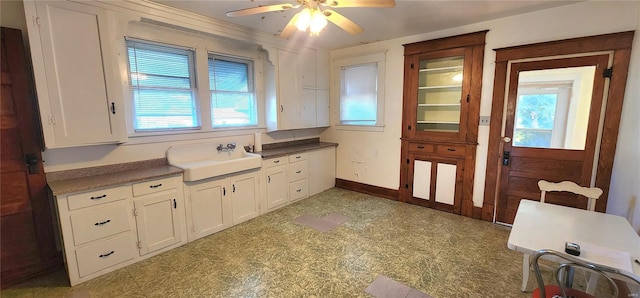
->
<box><xmin>265</xmin><ymin>47</ymin><xmax>330</xmax><ymax>131</ymax></box>
<box><xmin>24</xmin><ymin>0</ymin><xmax>125</xmax><ymax>148</ymax></box>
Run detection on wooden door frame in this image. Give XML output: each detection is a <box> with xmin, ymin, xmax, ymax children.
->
<box><xmin>481</xmin><ymin>31</ymin><xmax>635</xmax><ymax>221</ymax></box>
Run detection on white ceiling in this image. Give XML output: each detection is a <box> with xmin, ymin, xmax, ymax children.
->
<box><xmin>153</xmin><ymin>0</ymin><xmax>579</xmax><ymax>50</ymax></box>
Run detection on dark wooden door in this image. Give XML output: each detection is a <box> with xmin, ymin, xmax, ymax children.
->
<box><xmin>1</xmin><ymin>27</ymin><xmax>61</xmax><ymax>288</ymax></box>
<box><xmin>496</xmin><ymin>54</ymin><xmax>611</xmax><ymax>224</ymax></box>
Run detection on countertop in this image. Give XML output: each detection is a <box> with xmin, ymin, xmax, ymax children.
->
<box><xmin>47</xmin><ymin>162</ymin><xmax>183</xmax><ymax>196</ymax></box>
<box><xmin>47</xmin><ymin>139</ymin><xmax>338</xmax><ymax>196</ymax></box>
<box><xmin>259</xmin><ymin>141</ymin><xmax>338</xmax><ymax>159</ymax></box>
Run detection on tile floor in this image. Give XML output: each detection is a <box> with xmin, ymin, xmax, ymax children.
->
<box><xmin>2</xmin><ymin>188</ymin><xmax>533</xmax><ymax>298</ymax></box>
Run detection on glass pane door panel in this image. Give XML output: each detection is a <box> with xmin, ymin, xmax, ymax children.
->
<box><xmin>416</xmin><ymin>56</ymin><xmax>464</xmax><ymax>133</ymax></box>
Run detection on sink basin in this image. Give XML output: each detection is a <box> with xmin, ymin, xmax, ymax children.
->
<box><xmin>167</xmin><ymin>142</ymin><xmax>262</xmax><ymax>182</ymax></box>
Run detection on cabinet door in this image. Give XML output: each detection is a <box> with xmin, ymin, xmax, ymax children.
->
<box><xmin>300</xmin><ymin>47</ymin><xmax>316</xmax><ymax>87</ymax></box>
<box><xmin>405</xmin><ymin>47</ymin><xmax>473</xmax><ymax>142</ymax></box>
<box><xmin>316</xmin><ymin>89</ymin><xmax>330</xmax><ymax>127</ymax></box>
<box><xmin>308</xmin><ymin>147</ymin><xmax>336</xmax><ymax>196</ymax></box>
<box><xmin>230</xmin><ymin>172</ymin><xmax>260</xmax><ymax>225</ymax></box>
<box><xmin>408</xmin><ymin>155</ymin><xmax>463</xmax><ymax>214</ymax></box>
<box><xmin>277</xmin><ymin>49</ymin><xmax>300</xmax><ymax>129</ymax></box>
<box><xmin>300</xmin><ymin>89</ymin><xmax>318</xmax><ymax>127</ymax></box>
<box><xmin>265</xmin><ymin>165</ymin><xmax>288</xmax><ymax>211</ymax></box>
<box><xmin>187</xmin><ymin>178</ymin><xmax>230</xmax><ymax>241</ymax></box>
<box><xmin>26</xmin><ymin>1</ymin><xmax>123</xmax><ymax>148</ymax></box>
<box><xmin>134</xmin><ymin>191</ymin><xmax>182</xmax><ymax>255</ymax></box>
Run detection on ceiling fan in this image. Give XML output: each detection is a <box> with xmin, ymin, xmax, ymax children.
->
<box><xmin>226</xmin><ymin>0</ymin><xmax>395</xmax><ymax>38</ymax></box>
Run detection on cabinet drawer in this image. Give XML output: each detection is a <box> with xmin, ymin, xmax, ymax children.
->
<box><xmin>67</xmin><ymin>186</ymin><xmax>129</xmax><ymax>211</ymax></box>
<box><xmin>263</xmin><ymin>157</ymin><xmax>288</xmax><ymax>169</ymax></box>
<box><xmin>75</xmin><ymin>233</ymin><xmax>135</xmax><ymax>278</ymax></box>
<box><xmin>289</xmin><ymin>179</ymin><xmax>309</xmax><ymax>202</ymax></box>
<box><xmin>70</xmin><ymin>203</ymin><xmax>131</xmax><ymax>246</ymax></box>
<box><xmin>435</xmin><ymin>144</ymin><xmax>466</xmax><ymax>157</ymax></box>
<box><xmin>408</xmin><ymin>143</ymin><xmax>435</xmax><ymax>154</ymax></box>
<box><xmin>288</xmin><ymin>161</ymin><xmax>308</xmax><ymax>182</ymax></box>
<box><xmin>132</xmin><ymin>176</ymin><xmax>178</xmax><ymax>197</ymax></box>
<box><xmin>289</xmin><ymin>153</ymin><xmax>307</xmax><ymax>163</ymax></box>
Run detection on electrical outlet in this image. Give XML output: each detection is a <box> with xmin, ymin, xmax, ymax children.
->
<box><xmin>479</xmin><ymin>116</ymin><xmax>491</xmax><ymax>126</ymax></box>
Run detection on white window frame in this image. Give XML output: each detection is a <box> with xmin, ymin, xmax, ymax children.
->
<box><xmin>208</xmin><ymin>53</ymin><xmax>258</xmax><ymax>128</ymax></box>
<box><xmin>333</xmin><ymin>52</ymin><xmax>386</xmax><ymax>131</ymax></box>
<box><xmin>118</xmin><ymin>21</ymin><xmax>265</xmax><ymax>143</ymax></box>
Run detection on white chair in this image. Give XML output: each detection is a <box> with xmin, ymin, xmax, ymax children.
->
<box><xmin>520</xmin><ymin>180</ymin><xmax>603</xmax><ymax>292</ymax></box>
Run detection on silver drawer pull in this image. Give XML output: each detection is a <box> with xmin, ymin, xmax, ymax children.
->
<box><xmin>296</xmin><ymin>189</ymin><xmax>302</xmax><ymax>192</ymax></box>
<box><xmin>296</xmin><ymin>170</ymin><xmax>301</xmax><ymax>174</ymax></box>
<box><xmin>149</xmin><ymin>184</ymin><xmax>163</xmax><ymax>188</ymax></box>
<box><xmin>447</xmin><ymin>148</ymin><xmax>456</xmax><ymax>152</ymax></box>
<box><xmin>94</xmin><ymin>219</ymin><xmax>111</xmax><ymax>226</ymax></box>
<box><xmin>90</xmin><ymin>194</ymin><xmax>107</xmax><ymax>200</ymax></box>
<box><xmin>99</xmin><ymin>251</ymin><xmax>115</xmax><ymax>258</ymax></box>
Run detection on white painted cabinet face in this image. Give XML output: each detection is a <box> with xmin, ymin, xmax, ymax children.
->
<box><xmin>187</xmin><ymin>178</ymin><xmax>230</xmax><ymax>242</ymax></box>
<box><xmin>230</xmin><ymin>172</ymin><xmax>260</xmax><ymax>225</ymax></box>
<box><xmin>134</xmin><ymin>191</ymin><xmax>182</xmax><ymax>256</ymax></box>
<box><xmin>265</xmin><ymin>165</ymin><xmax>289</xmax><ymax>211</ymax></box>
<box><xmin>25</xmin><ymin>1</ymin><xmax>124</xmax><ymax>148</ymax></box>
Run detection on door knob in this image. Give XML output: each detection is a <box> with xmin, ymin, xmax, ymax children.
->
<box><xmin>502</xmin><ymin>136</ymin><xmax>512</xmax><ymax>143</ymax></box>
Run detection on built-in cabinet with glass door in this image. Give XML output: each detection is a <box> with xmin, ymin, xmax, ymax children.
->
<box><xmin>400</xmin><ymin>31</ymin><xmax>487</xmax><ymax>217</ymax></box>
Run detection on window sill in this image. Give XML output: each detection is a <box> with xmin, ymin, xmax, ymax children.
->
<box><xmin>335</xmin><ymin>124</ymin><xmax>384</xmax><ymax>132</ymax></box>
<box><xmin>123</xmin><ymin>126</ymin><xmax>265</xmax><ymax>146</ymax></box>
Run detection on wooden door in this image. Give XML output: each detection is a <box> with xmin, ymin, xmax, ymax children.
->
<box><xmin>0</xmin><ymin>27</ymin><xmax>61</xmax><ymax>288</ymax></box>
<box><xmin>496</xmin><ymin>55</ymin><xmax>610</xmax><ymax>224</ymax></box>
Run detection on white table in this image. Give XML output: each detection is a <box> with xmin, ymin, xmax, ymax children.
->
<box><xmin>508</xmin><ymin>200</ymin><xmax>640</xmax><ymax>291</ymax></box>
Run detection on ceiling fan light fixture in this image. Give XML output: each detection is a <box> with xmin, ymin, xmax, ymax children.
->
<box><xmin>309</xmin><ymin>9</ymin><xmax>328</xmax><ymax>35</ymax></box>
<box><xmin>295</xmin><ymin>8</ymin><xmax>312</xmax><ymax>31</ymax></box>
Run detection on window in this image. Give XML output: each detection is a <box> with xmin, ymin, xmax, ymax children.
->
<box><xmin>126</xmin><ymin>39</ymin><xmax>198</xmax><ymax>131</ymax></box>
<box><xmin>334</xmin><ymin>52</ymin><xmax>386</xmax><ymax>130</ymax></box>
<box><xmin>209</xmin><ymin>55</ymin><xmax>257</xmax><ymax>127</ymax></box>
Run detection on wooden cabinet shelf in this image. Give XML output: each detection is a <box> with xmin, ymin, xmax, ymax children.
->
<box><xmin>400</xmin><ymin>31</ymin><xmax>487</xmax><ymax>218</ymax></box>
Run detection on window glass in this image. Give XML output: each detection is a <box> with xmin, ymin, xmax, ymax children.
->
<box><xmin>209</xmin><ymin>55</ymin><xmax>256</xmax><ymax>127</ymax></box>
<box><xmin>340</xmin><ymin>63</ymin><xmax>378</xmax><ymax>125</ymax></box>
<box><xmin>126</xmin><ymin>40</ymin><xmax>198</xmax><ymax>131</ymax></box>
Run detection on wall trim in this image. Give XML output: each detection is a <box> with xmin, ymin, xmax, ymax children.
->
<box><xmin>335</xmin><ymin>179</ymin><xmax>398</xmax><ymax>201</ymax></box>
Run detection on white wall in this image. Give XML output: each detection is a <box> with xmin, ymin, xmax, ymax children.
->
<box><xmin>322</xmin><ymin>1</ymin><xmax>640</xmax><ymax>230</ymax></box>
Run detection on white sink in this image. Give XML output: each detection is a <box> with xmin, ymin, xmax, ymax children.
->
<box><xmin>166</xmin><ymin>142</ymin><xmax>262</xmax><ymax>182</ymax></box>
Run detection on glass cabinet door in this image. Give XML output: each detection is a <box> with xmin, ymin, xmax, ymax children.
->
<box><xmin>416</xmin><ymin>56</ymin><xmax>464</xmax><ymax>133</ymax></box>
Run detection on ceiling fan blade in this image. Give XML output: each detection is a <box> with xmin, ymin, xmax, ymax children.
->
<box><xmin>226</xmin><ymin>3</ymin><xmax>295</xmax><ymax>17</ymax></box>
<box><xmin>322</xmin><ymin>0</ymin><xmax>395</xmax><ymax>8</ymax></box>
<box><xmin>279</xmin><ymin>13</ymin><xmax>300</xmax><ymax>39</ymax></box>
<box><xmin>324</xmin><ymin>9</ymin><xmax>363</xmax><ymax>35</ymax></box>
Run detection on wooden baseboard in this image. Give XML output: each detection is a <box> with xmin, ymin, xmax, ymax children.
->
<box><xmin>473</xmin><ymin>206</ymin><xmax>485</xmax><ymax>220</ymax></box>
<box><xmin>335</xmin><ymin>179</ymin><xmax>398</xmax><ymax>201</ymax></box>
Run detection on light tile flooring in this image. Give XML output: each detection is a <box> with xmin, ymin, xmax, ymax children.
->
<box><xmin>2</xmin><ymin>188</ymin><xmax>532</xmax><ymax>297</ymax></box>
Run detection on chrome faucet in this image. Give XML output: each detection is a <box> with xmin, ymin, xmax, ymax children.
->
<box><xmin>217</xmin><ymin>143</ymin><xmax>236</xmax><ymax>152</ymax></box>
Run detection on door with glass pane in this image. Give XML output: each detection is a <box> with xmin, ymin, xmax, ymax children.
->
<box><xmin>496</xmin><ymin>54</ymin><xmax>610</xmax><ymax>224</ymax></box>
<box><xmin>407</xmin><ymin>47</ymin><xmax>472</xmax><ymax>141</ymax></box>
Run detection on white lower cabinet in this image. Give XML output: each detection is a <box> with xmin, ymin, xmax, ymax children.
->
<box><xmin>264</xmin><ymin>158</ymin><xmax>289</xmax><ymax>212</ymax></box>
<box><xmin>186</xmin><ymin>177</ymin><xmax>230</xmax><ymax>241</ymax></box>
<box><xmin>133</xmin><ymin>191</ymin><xmax>182</xmax><ymax>255</ymax></box>
<box><xmin>184</xmin><ymin>170</ymin><xmax>259</xmax><ymax>242</ymax></box>
<box><xmin>54</xmin><ymin>175</ymin><xmax>184</xmax><ymax>286</ymax></box>
<box><xmin>261</xmin><ymin>147</ymin><xmax>336</xmax><ymax>213</ymax></box>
